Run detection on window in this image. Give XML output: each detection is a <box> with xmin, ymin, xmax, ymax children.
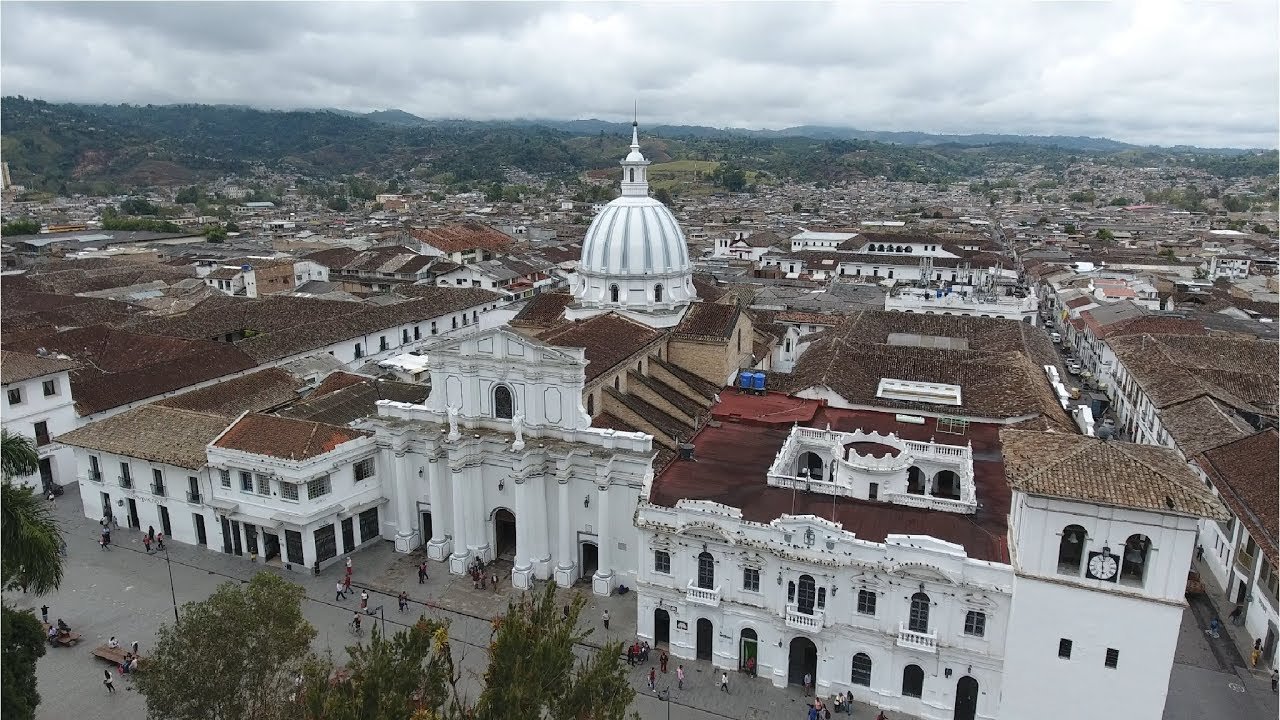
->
<box><xmin>902</xmin><ymin>664</ymin><xmax>924</xmax><ymax>698</ymax></box>
<box><xmin>1104</xmin><ymin>648</ymin><xmax>1119</xmax><ymax>668</ymax></box>
<box><xmin>868</xmin><ymin>482</ymin><xmax>878</xmax><ymax>500</ymax></box>
<box><xmin>797</xmin><ymin>574</ymin><xmax>817</xmax><ymax>614</ymax></box>
<box><xmin>89</xmin><ymin>455</ymin><xmax>101</xmax><ymax>482</ymax></box>
<box><xmin>402</xmin><ymin>329</ymin><xmax>410</xmax><ymax>343</ymax></box>
<box><xmin>33</xmin><ymin>421</ymin><xmax>50</xmax><ymax>446</ymax></box>
<box><xmin>697</xmin><ymin>552</ymin><xmax>715</xmax><ymax>589</ymax></box>
<box><xmin>654</xmin><ymin>284</ymin><xmax>663</xmax><ymax>303</ymax></box>
<box><xmin>379</xmin><ymin>336</ymin><xmax>389</xmax><ymax>351</ymax></box>
<box><xmin>851</xmin><ymin>653</ymin><xmax>872</xmax><ymax>686</ymax></box>
<box><xmin>787</xmin><ymin>580</ymin><xmax>796</xmax><ymax>603</ymax></box>
<box><xmin>609</xmin><ymin>284</ymin><xmax>620</xmax><ymax>303</ymax></box>
<box><xmin>857</xmin><ymin>589</ymin><xmax>877</xmax><ymax>616</ymax></box>
<box><xmin>354</xmin><ymin>458</ymin><xmax>375</xmax><ymax>482</ymax></box>
<box><xmin>452</xmin><ymin>317</ymin><xmax>458</xmax><ymax>330</ymax></box>
<box><xmin>256</xmin><ymin>474</ymin><xmax>271</xmax><ymax>496</ymax></box>
<box><xmin>240</xmin><ymin>471</ymin><xmax>253</xmax><ymax>492</ymax></box>
<box><xmin>743</xmin><ymin>567</ymin><xmax>760</xmax><ymax>592</ymax></box>
<box><xmin>654</xmin><ymin>550</ymin><xmax>670</xmax><ymax>574</ymax></box>
<box><xmin>152</xmin><ymin>469</ymin><xmax>166</xmax><ymax>496</ymax></box>
<box><xmin>817</xmin><ymin>587</ymin><xmax>827</xmax><ymax>609</ymax></box>
<box><xmin>964</xmin><ymin>610</ymin><xmax>986</xmax><ymax>637</ymax></box>
<box><xmin>1058</xmin><ymin>638</ymin><xmax>1073</xmax><ymax>659</ymax></box>
<box><xmin>431</xmin><ymin>321</ymin><xmax>438</xmax><ymax>335</ymax></box>
<box><xmin>473</xmin><ymin>311</ymin><xmax>478</xmax><ymax>324</ymax></box>
<box><xmin>308</xmin><ymin>475</ymin><xmax>331</xmax><ymax>500</ymax></box>
<box><xmin>6</xmin><ymin>388</ymin><xmax>21</xmax><ymax>405</ymax></box>
<box><xmin>359</xmin><ymin>507</ymin><xmax>380</xmax><ymax>542</ymax></box>
<box><xmin>354</xmin><ymin>343</ymin><xmax>364</xmax><ymax>359</ymax></box>
<box><xmin>42</xmin><ymin>379</ymin><xmax>57</xmax><ymax>396</ymax></box>
<box><xmin>220</xmin><ymin>469</ymin><xmax>232</xmax><ymax>488</ymax></box>
<box><xmin>629</xmin><ymin>168</ymin><xmax>635</xmax><ymax>183</ymax></box>
<box><xmin>281</xmin><ymin>482</ymin><xmax>299</xmax><ymax>501</ymax></box>
<box><xmin>587</xmin><ymin>394</ymin><xmax>594</xmax><ymax>415</ymax></box>
<box><xmin>1120</xmin><ymin>534</ymin><xmax>1151</xmax><ymax>586</ymax></box>
<box><xmin>1058</xmin><ymin>524</ymin><xmax>1086</xmax><ymax>574</ymax></box>
<box><xmin>414</xmin><ymin>326</ymin><xmax>421</xmax><ymax>340</ymax></box>
<box><xmin>462</xmin><ymin>314</ymin><xmax>469</xmax><ymax>326</ymax></box>
<box><xmin>908</xmin><ymin>592</ymin><xmax>931</xmax><ymax>633</ymax></box>
<box><xmin>493</xmin><ymin>385</ymin><xmax>514</xmax><ymax>420</ymax></box>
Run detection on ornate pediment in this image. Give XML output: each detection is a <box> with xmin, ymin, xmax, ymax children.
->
<box><xmin>886</xmin><ymin>561</ymin><xmax>959</xmax><ymax>585</ymax></box>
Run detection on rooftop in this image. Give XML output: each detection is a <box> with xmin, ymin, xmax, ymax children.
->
<box><xmin>649</xmin><ymin>391</ymin><xmax>1013</xmax><ymax>563</ymax></box>
<box><xmin>0</xmin><ymin>350</ymin><xmax>80</xmax><ymax>385</ymax></box>
<box><xmin>156</xmin><ymin>367</ymin><xmax>304</xmax><ymax>417</ymax></box>
<box><xmin>1196</xmin><ymin>430</ymin><xmax>1278</xmax><ymax>565</ymax></box>
<box><xmin>537</xmin><ymin>313</ymin><xmax>664</xmax><ymax>383</ymax></box>
<box><xmin>213</xmin><ymin>413</ymin><xmax>372</xmax><ymax>461</ymax></box>
<box><xmin>56</xmin><ymin>405</ymin><xmax>230</xmax><ymax>470</ymax></box>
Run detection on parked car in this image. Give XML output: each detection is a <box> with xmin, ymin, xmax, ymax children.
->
<box><xmin>1067</xmin><ymin>361</ymin><xmax>1082</xmax><ymax>375</ymax></box>
<box><xmin>1050</xmin><ymin>331</ymin><xmax>1062</xmax><ymax>344</ymax></box>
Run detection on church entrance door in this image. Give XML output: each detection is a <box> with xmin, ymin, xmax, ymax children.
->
<box><xmin>493</xmin><ymin>508</ymin><xmax>516</xmax><ymax>561</ymax></box>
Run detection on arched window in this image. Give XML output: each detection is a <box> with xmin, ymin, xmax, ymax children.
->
<box><xmin>908</xmin><ymin>592</ymin><xmax>930</xmax><ymax>633</ymax></box>
<box><xmin>1120</xmin><ymin>534</ymin><xmax>1151</xmax><ymax>586</ymax></box>
<box><xmin>493</xmin><ymin>385</ymin><xmax>514</xmax><ymax>420</ymax></box>
<box><xmin>609</xmin><ymin>284</ymin><xmax>620</xmax><ymax>303</ymax></box>
<box><xmin>906</xmin><ymin>467</ymin><xmax>926</xmax><ymax>495</ymax></box>
<box><xmin>851</xmin><ymin>653</ymin><xmax>872</xmax><ymax>686</ymax></box>
<box><xmin>697</xmin><ymin>551</ymin><xmax>715</xmax><ymax>589</ymax></box>
<box><xmin>613</xmin><ymin>376</ymin><xmax>620</xmax><ymax>391</ymax></box>
<box><xmin>787</xmin><ymin>580</ymin><xmax>796</xmax><ymax>603</ymax></box>
<box><xmin>931</xmin><ymin>470</ymin><xmax>961</xmax><ymax>499</ymax></box>
<box><xmin>586</xmin><ymin>394</ymin><xmax>594</xmax><ymax>415</ymax></box>
<box><xmin>902</xmin><ymin>664</ymin><xmax>924</xmax><ymax>698</ymax></box>
<box><xmin>654</xmin><ymin>284</ymin><xmax>663</xmax><ymax>303</ymax></box>
<box><xmin>1058</xmin><ymin>524</ymin><xmax>1086</xmax><ymax>574</ymax></box>
<box><xmin>797</xmin><ymin>574</ymin><xmax>817</xmax><ymax>614</ymax></box>
<box><xmin>798</xmin><ymin>452</ymin><xmax>824</xmax><ymax>480</ymax></box>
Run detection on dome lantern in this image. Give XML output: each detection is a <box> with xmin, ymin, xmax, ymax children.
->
<box><xmin>619</xmin><ymin>120</ymin><xmax>651</xmax><ymax>197</ymax></box>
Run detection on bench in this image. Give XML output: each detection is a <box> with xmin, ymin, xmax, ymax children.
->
<box><xmin>42</xmin><ymin>624</ymin><xmax>82</xmax><ymax>647</ymax></box>
<box><xmin>91</xmin><ymin>645</ymin><xmax>144</xmax><ymax>671</ymax></box>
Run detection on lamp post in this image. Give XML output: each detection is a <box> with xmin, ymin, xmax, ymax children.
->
<box><xmin>164</xmin><ymin>545</ymin><xmax>179</xmax><ymax>623</ymax></box>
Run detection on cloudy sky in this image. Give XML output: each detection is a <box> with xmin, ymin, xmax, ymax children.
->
<box><xmin>3</xmin><ymin>1</ymin><xmax>1277</xmax><ymax>148</ymax></box>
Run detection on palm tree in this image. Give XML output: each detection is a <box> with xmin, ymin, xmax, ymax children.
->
<box><xmin>0</xmin><ymin>431</ymin><xmax>61</xmax><ymax>594</ymax></box>
<box><xmin>1</xmin><ymin>430</ymin><xmax>39</xmax><ymax>480</ymax></box>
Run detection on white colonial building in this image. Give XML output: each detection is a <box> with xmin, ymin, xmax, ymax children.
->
<box><xmin>1</xmin><ymin>350</ymin><xmax>81</xmax><ymax>490</ymax></box>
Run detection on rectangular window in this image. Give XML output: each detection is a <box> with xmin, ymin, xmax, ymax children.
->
<box><xmin>743</xmin><ymin>567</ymin><xmax>760</xmax><ymax>592</ymax></box>
<box><xmin>379</xmin><ymin>336</ymin><xmax>388</xmax><ymax>351</ymax></box>
<box><xmin>281</xmin><ymin>482</ymin><xmax>299</xmax><ymax>501</ymax></box>
<box><xmin>1105</xmin><ymin>648</ymin><xmax>1119</xmax><ymax>668</ymax></box>
<box><xmin>654</xmin><ymin>550</ymin><xmax>670</xmax><ymax>574</ymax></box>
<box><xmin>402</xmin><ymin>329</ymin><xmax>410</xmax><ymax>343</ymax></box>
<box><xmin>308</xmin><ymin>475</ymin><xmax>331</xmax><ymax>500</ymax></box>
<box><xmin>285</xmin><ymin>530</ymin><xmax>304</xmax><ymax>565</ymax></box>
<box><xmin>220</xmin><ymin>469</ymin><xmax>232</xmax><ymax>488</ymax></box>
<box><xmin>152</xmin><ymin>469</ymin><xmax>166</xmax><ymax>496</ymax></box>
<box><xmin>964</xmin><ymin>610</ymin><xmax>986</xmax><ymax>637</ymax></box>
<box><xmin>42</xmin><ymin>379</ymin><xmax>57</xmax><ymax>396</ymax></box>
<box><xmin>353</xmin><ymin>458</ymin><xmax>375</xmax><ymax>482</ymax></box>
<box><xmin>857</xmin><ymin>589</ymin><xmax>877</xmax><ymax>616</ymax></box>
<box><xmin>240</xmin><ymin>471</ymin><xmax>253</xmax><ymax>492</ymax></box>
<box><xmin>359</xmin><ymin>507</ymin><xmax>379</xmax><ymax>542</ymax></box>
<box><xmin>314</xmin><ymin>524</ymin><xmax>337</xmax><ymax>563</ymax></box>
<box><xmin>868</xmin><ymin>482</ymin><xmax>878</xmax><ymax>501</ymax></box>
<box><xmin>1058</xmin><ymin>638</ymin><xmax>1073</xmax><ymax>659</ymax></box>
<box><xmin>431</xmin><ymin>321</ymin><xmax>438</xmax><ymax>335</ymax></box>
<box><xmin>33</xmin><ymin>421</ymin><xmax>50</xmax><ymax>446</ymax></box>
<box><xmin>89</xmin><ymin>455</ymin><xmax>101</xmax><ymax>481</ymax></box>
<box><xmin>7</xmin><ymin>388</ymin><xmax>21</xmax><ymax>405</ymax></box>
<box><xmin>414</xmin><ymin>326</ymin><xmax>421</xmax><ymax>340</ymax></box>
<box><xmin>255</xmin><ymin>474</ymin><xmax>270</xmax><ymax>496</ymax></box>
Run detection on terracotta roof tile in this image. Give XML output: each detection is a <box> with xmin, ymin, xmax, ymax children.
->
<box><xmin>213</xmin><ymin>413</ymin><xmax>371</xmax><ymax>461</ymax></box>
<box><xmin>56</xmin><ymin>405</ymin><xmax>230</xmax><ymax>470</ymax></box>
<box><xmin>0</xmin><ymin>350</ymin><xmax>80</xmax><ymax>385</ymax></box>
<box><xmin>674</xmin><ymin>302</ymin><xmax>739</xmax><ymax>340</ymax></box>
<box><xmin>538</xmin><ymin>313</ymin><xmax>663</xmax><ymax>383</ymax></box>
<box><xmin>410</xmin><ymin>222</ymin><xmax>515</xmax><ymax>254</ymax></box>
<box><xmin>509</xmin><ymin>292</ymin><xmax>572</xmax><ymax>328</ymax></box>
<box><xmin>156</xmin><ymin>367</ymin><xmax>304</xmax><ymax>417</ymax></box>
<box><xmin>1196</xmin><ymin>430</ymin><xmax>1278</xmax><ymax>565</ymax></box>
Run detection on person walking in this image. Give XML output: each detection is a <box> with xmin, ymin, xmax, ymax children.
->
<box><xmin>648</xmin><ymin>668</ymin><xmax>656</xmax><ymax>691</ymax></box>
<box><xmin>602</xmin><ymin>609</ymin><xmax>610</xmax><ymax>630</ymax></box>
<box><xmin>627</xmin><ymin>644</ymin><xmax>635</xmax><ymax>667</ymax></box>
<box><xmin>103</xmin><ymin>668</ymin><xmax>115</xmax><ymax>694</ymax></box>
<box><xmin>346</xmin><ymin>556</ymin><xmax>353</xmax><ymax>573</ymax></box>
<box><xmin>1251</xmin><ymin>639</ymin><xmax>1263</xmax><ymax>668</ymax></box>
<box><xmin>804</xmin><ymin>672</ymin><xmax>813</xmax><ymax>696</ymax></box>
<box><xmin>1208</xmin><ymin>617</ymin><xmax>1222</xmax><ymax>637</ymax></box>
<box><xmin>335</xmin><ymin>581</ymin><xmax>347</xmax><ymax>602</ymax></box>
<box><xmin>398</xmin><ymin>591</ymin><xmax>409</xmax><ymax>613</ymax></box>
<box><xmin>343</xmin><ymin>574</ymin><xmax>352</xmax><ymax>594</ymax></box>
<box><xmin>1229</xmin><ymin>604</ymin><xmax>1244</xmax><ymax>626</ymax></box>
<box><xmin>676</xmin><ymin>664</ymin><xmax>685</xmax><ymax>690</ymax></box>
<box><xmin>148</xmin><ymin>526</ymin><xmax>155</xmax><ymax>544</ymax></box>
<box><xmin>359</xmin><ymin>590</ymin><xmax>369</xmax><ymax>612</ymax></box>
<box><xmin>143</xmin><ymin>535</ymin><xmax>152</xmax><ymax>554</ymax></box>
<box><xmin>418</xmin><ymin>562</ymin><xmax>427</xmax><ymax>584</ymax></box>
<box><xmin>660</xmin><ymin>650</ymin><xmax>668</xmax><ymax>673</ymax></box>
<box><xmin>100</xmin><ymin>536</ymin><xmax>110</xmax><ymax>551</ymax></box>
<box><xmin>720</xmin><ymin>671</ymin><xmax>729</xmax><ymax>693</ymax></box>
<box><xmin>40</xmin><ymin>605</ymin><xmax>49</xmax><ymax>625</ymax></box>
<box><xmin>156</xmin><ymin>532</ymin><xmax>165</xmax><ymax>551</ymax></box>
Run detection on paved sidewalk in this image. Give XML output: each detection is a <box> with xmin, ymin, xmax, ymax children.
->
<box><xmin>1190</xmin><ymin>558</ymin><xmax>1277</xmax><ymax>692</ymax></box>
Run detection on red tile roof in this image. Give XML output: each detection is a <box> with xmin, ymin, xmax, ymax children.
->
<box><xmin>410</xmin><ymin>222</ymin><xmax>514</xmax><ymax>254</ymax></box>
<box><xmin>538</xmin><ymin>313</ymin><xmax>663</xmax><ymax>383</ymax></box>
<box><xmin>651</xmin><ymin>392</ymin><xmax>1012</xmax><ymax>563</ymax></box>
<box><xmin>1196</xmin><ymin>430</ymin><xmax>1279</xmax><ymax>565</ymax></box>
<box><xmin>213</xmin><ymin>413</ymin><xmax>371</xmax><ymax>461</ymax></box>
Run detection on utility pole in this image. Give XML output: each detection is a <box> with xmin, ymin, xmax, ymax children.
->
<box><xmin>164</xmin><ymin>546</ymin><xmax>179</xmax><ymax>623</ymax></box>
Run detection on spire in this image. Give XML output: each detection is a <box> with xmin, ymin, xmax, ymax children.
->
<box><xmin>620</xmin><ymin>108</ymin><xmax>650</xmax><ymax>197</ymax></box>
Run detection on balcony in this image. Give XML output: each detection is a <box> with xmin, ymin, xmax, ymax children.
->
<box><xmin>897</xmin><ymin>623</ymin><xmax>938</xmax><ymax>653</ymax></box>
<box><xmin>685</xmin><ymin>581</ymin><xmax>721</xmax><ymax>608</ymax></box>
<box><xmin>151</xmin><ymin>482</ymin><xmax>166</xmax><ymax>497</ymax></box>
<box><xmin>785</xmin><ymin>604</ymin><xmax>824</xmax><ymax>632</ymax></box>
<box><xmin>118</xmin><ymin>476</ymin><xmax>133</xmax><ymax>489</ymax></box>
<box><xmin>1236</xmin><ymin>546</ymin><xmax>1257</xmax><ymax>572</ymax></box>
<box><xmin>87</xmin><ymin>470</ymin><xmax>102</xmax><ymax>483</ymax></box>
<box><xmin>187</xmin><ymin>490</ymin><xmax>202</xmax><ymax>504</ymax></box>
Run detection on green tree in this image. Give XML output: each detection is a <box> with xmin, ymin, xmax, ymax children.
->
<box><xmin>0</xmin><ymin>219</ymin><xmax>40</xmax><ymax>236</ymax></box>
<box><xmin>225</xmin><ymin>222</ymin><xmax>240</xmax><ymax>233</ymax></box>
<box><xmin>1108</xmin><ymin>197</ymin><xmax>1133</xmax><ymax>206</ymax></box>
<box><xmin>1063</xmin><ymin>223</ymin><xmax>1077</xmax><ymax>234</ymax></box>
<box><xmin>792</xmin><ymin>201</ymin><xmax>802</xmax><ymax>213</ymax></box>
<box><xmin>1</xmin><ymin>606</ymin><xmax>46</xmax><ymax>720</ymax></box>
<box><xmin>1252</xmin><ymin>224</ymin><xmax>1272</xmax><ymax>235</ymax></box>
<box><xmin>652</xmin><ymin>187</ymin><xmax>674</xmax><ymax>207</ymax></box>
<box><xmin>205</xmin><ymin>226</ymin><xmax>228</xmax><ymax>243</ymax></box>
<box><xmin>0</xmin><ymin>482</ymin><xmax>61</xmax><ymax>593</ymax></box>
<box><xmin>135</xmin><ymin>573</ymin><xmax>316</xmax><ymax>720</ymax></box>
<box><xmin>1</xmin><ymin>430</ymin><xmax>39</xmax><ymax>480</ymax></box>
<box><xmin>327</xmin><ymin>196</ymin><xmax>350</xmax><ymax>212</ymax></box>
<box><xmin>119</xmin><ymin>197</ymin><xmax>159</xmax><ymax>216</ymax></box>
<box><xmin>1096</xmin><ymin>228</ymin><xmax>1114</xmax><ymax>241</ymax></box>
<box><xmin>175</xmin><ymin>186</ymin><xmax>204</xmax><ymax>205</ymax></box>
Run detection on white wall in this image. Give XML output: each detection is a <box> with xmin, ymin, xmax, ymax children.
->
<box><xmin>3</xmin><ymin>369</ymin><xmax>78</xmax><ymax>489</ymax></box>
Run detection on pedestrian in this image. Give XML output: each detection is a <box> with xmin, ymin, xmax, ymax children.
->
<box><xmin>336</xmin><ymin>581</ymin><xmax>346</xmax><ymax>601</ymax></box>
<box><xmin>143</xmin><ymin>535</ymin><xmax>152</xmax><ymax>553</ymax></box>
<box><xmin>148</xmin><ymin>526</ymin><xmax>155</xmax><ymax>543</ymax></box>
<box><xmin>846</xmin><ymin>691</ymin><xmax>854</xmax><ymax>714</ymax></box>
<box><xmin>58</xmin><ymin>538</ymin><xmax>67</xmax><ymax>557</ymax></box>
<box><xmin>343</xmin><ymin>574</ymin><xmax>352</xmax><ymax>594</ymax></box>
<box><xmin>808</xmin><ymin>704</ymin><xmax>819</xmax><ymax>720</ymax></box>
<box><xmin>660</xmin><ymin>650</ymin><xmax>668</xmax><ymax>673</ymax></box>
<box><xmin>491</xmin><ymin>571</ymin><xmax>498</xmax><ymax>591</ymax></box>
<box><xmin>1209</xmin><ymin>617</ymin><xmax>1221</xmax><ymax>637</ymax></box>
<box><xmin>1251</xmin><ymin>639</ymin><xmax>1263</xmax><ymax>668</ymax></box>
<box><xmin>100</xmin><ymin>536</ymin><xmax>109</xmax><ymax>551</ymax></box>
<box><xmin>648</xmin><ymin>668</ymin><xmax>656</xmax><ymax>691</ymax></box>
<box><xmin>418</xmin><ymin>562</ymin><xmax>427</xmax><ymax>584</ymax></box>
<box><xmin>627</xmin><ymin>644</ymin><xmax>635</xmax><ymax>666</ymax></box>
<box><xmin>346</xmin><ymin>556</ymin><xmax>353</xmax><ymax>573</ymax></box>
<box><xmin>875</xmin><ymin>711</ymin><xmax>888</xmax><ymax>720</ymax></box>
<box><xmin>103</xmin><ymin>668</ymin><xmax>115</xmax><ymax>694</ymax></box>
<box><xmin>1196</xmin><ymin>544</ymin><xmax>1205</xmax><ymax>562</ymax></box>
<box><xmin>40</xmin><ymin>605</ymin><xmax>49</xmax><ymax>624</ymax></box>
<box><xmin>359</xmin><ymin>590</ymin><xmax>369</xmax><ymax>612</ymax></box>
<box><xmin>720</xmin><ymin>671</ymin><xmax>729</xmax><ymax>693</ymax></box>
<box><xmin>156</xmin><ymin>532</ymin><xmax>165</xmax><ymax>551</ymax></box>
<box><xmin>131</xmin><ymin>640</ymin><xmax>139</xmax><ymax>655</ymax></box>
<box><xmin>804</xmin><ymin>672</ymin><xmax>813</xmax><ymax>696</ymax></box>
<box><xmin>1229</xmin><ymin>604</ymin><xmax>1244</xmax><ymax>626</ymax></box>
<box><xmin>676</xmin><ymin>664</ymin><xmax>685</xmax><ymax>690</ymax></box>
<box><xmin>603</xmin><ymin>609</ymin><xmax>610</xmax><ymax>630</ymax></box>
<box><xmin>109</xmin><ymin>511</ymin><xmax>118</xmax><ymax>530</ymax></box>
<box><xmin>398</xmin><ymin>591</ymin><xmax>408</xmax><ymax>613</ymax></box>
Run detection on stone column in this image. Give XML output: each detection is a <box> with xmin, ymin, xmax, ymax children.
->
<box><xmin>447</xmin><ymin>462</ymin><xmax>470</xmax><ymax>575</ymax></box>
<box><xmin>393</xmin><ymin>446</ymin><xmax>418</xmax><ymax>553</ymax></box>
<box><xmin>464</xmin><ymin>459</ymin><xmax>489</xmax><ymax>562</ymax></box>
<box><xmin>554</xmin><ymin>474</ymin><xmax>576</xmax><ymax>587</ymax></box>
<box><xmin>592</xmin><ymin>478</ymin><xmax>614</xmax><ymax>596</ymax></box>
<box><xmin>528</xmin><ymin>474</ymin><xmax>551</xmax><ymax>579</ymax></box>
<box><xmin>425</xmin><ymin>452</ymin><xmax>450</xmax><ymax>561</ymax></box>
<box><xmin>511</xmin><ymin>473</ymin><xmax>534</xmax><ymax>589</ymax></box>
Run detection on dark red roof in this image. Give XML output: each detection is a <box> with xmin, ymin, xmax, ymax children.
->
<box><xmin>650</xmin><ymin>391</ymin><xmax>1011</xmax><ymax>563</ymax></box>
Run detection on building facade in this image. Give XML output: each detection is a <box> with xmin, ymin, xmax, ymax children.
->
<box><xmin>1</xmin><ymin>351</ymin><xmax>81</xmax><ymax>490</ymax></box>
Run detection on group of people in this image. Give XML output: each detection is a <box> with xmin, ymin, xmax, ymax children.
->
<box><xmin>469</xmin><ymin>558</ymin><xmax>497</xmax><ymax>591</ymax></box>
<box><xmin>142</xmin><ymin>526</ymin><xmax>165</xmax><ymax>553</ymax></box>
<box><xmin>807</xmin><ymin>691</ymin><xmax>860</xmax><ymax>718</ymax></box>
<box><xmin>46</xmin><ymin>618</ymin><xmax>72</xmax><ymax>644</ymax></box>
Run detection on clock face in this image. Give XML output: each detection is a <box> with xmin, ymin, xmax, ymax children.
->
<box><xmin>1087</xmin><ymin>552</ymin><xmax>1118</xmax><ymax>581</ymax></box>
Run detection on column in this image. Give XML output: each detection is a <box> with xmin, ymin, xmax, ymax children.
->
<box><xmin>425</xmin><ymin>453</ymin><xmax>450</xmax><ymax>561</ymax></box>
<box><xmin>448</xmin><ymin>463</ymin><xmax>470</xmax><ymax>575</ymax></box>
<box><xmin>554</xmin><ymin>475</ymin><xmax>576</xmax><ymax>587</ymax></box>
<box><xmin>393</xmin><ymin>448</ymin><xmax>418</xmax><ymax>553</ymax></box>
<box><xmin>592</xmin><ymin>478</ymin><xmax>614</xmax><ymax>596</ymax></box>
<box><xmin>464</xmin><ymin>461</ymin><xmax>489</xmax><ymax>562</ymax></box>
<box><xmin>528</xmin><ymin>475</ymin><xmax>551</xmax><ymax>578</ymax></box>
<box><xmin>511</xmin><ymin>474</ymin><xmax>534</xmax><ymax>589</ymax></box>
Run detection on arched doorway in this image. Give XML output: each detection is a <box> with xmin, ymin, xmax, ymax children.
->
<box><xmin>493</xmin><ymin>508</ymin><xmax>516</xmax><ymax>560</ymax></box>
<box><xmin>907</xmin><ymin>467</ymin><xmax>926</xmax><ymax>494</ymax></box>
<box><xmin>579</xmin><ymin>541</ymin><xmax>598</xmax><ymax>579</ymax></box>
<box><xmin>954</xmin><ymin>676</ymin><xmax>978</xmax><ymax>720</ymax></box>
<box><xmin>932</xmin><ymin>470</ymin><xmax>961</xmax><ymax>499</ymax></box>
<box><xmin>654</xmin><ymin>608</ymin><xmax>671</xmax><ymax>647</ymax></box>
<box><xmin>696</xmin><ymin>618</ymin><xmax>714</xmax><ymax>661</ymax></box>
<box><xmin>787</xmin><ymin>636</ymin><xmax>817</xmax><ymax>686</ymax></box>
<box><xmin>797</xmin><ymin>452</ymin><xmax>824</xmax><ymax>480</ymax></box>
<box><xmin>739</xmin><ymin>628</ymin><xmax>758</xmax><ymax>672</ymax></box>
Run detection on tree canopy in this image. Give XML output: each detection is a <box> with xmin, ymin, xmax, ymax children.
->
<box><xmin>0</xmin><ymin>219</ymin><xmax>40</xmax><ymax>236</ymax></box>
<box><xmin>1</xmin><ymin>606</ymin><xmax>46</xmax><ymax>720</ymax></box>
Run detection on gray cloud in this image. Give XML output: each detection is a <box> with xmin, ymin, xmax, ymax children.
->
<box><xmin>2</xmin><ymin>0</ymin><xmax>1276</xmax><ymax>147</ymax></box>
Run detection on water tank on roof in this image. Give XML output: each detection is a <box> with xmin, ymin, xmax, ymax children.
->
<box><xmin>752</xmin><ymin>372</ymin><xmax>766</xmax><ymax>393</ymax></box>
<box><xmin>738</xmin><ymin>371</ymin><xmax>753</xmax><ymax>391</ymax></box>
<box><xmin>241</xmin><ymin>264</ymin><xmax>251</xmax><ymax>272</ymax></box>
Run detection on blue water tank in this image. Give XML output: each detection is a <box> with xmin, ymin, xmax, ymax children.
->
<box><xmin>738</xmin><ymin>371</ymin><xmax>753</xmax><ymax>390</ymax></box>
<box><xmin>752</xmin><ymin>371</ymin><xmax>766</xmax><ymax>392</ymax></box>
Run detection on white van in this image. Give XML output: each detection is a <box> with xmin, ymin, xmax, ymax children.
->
<box><xmin>1050</xmin><ymin>331</ymin><xmax>1062</xmax><ymax>344</ymax></box>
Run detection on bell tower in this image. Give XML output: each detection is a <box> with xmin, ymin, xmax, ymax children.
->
<box><xmin>619</xmin><ymin>119</ymin><xmax>650</xmax><ymax>198</ymax></box>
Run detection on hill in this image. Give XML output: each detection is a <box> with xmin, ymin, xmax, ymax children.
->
<box><xmin>1</xmin><ymin>97</ymin><xmax>1275</xmax><ymax>193</ymax></box>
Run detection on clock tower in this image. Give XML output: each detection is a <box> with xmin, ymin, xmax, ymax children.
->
<box><xmin>998</xmin><ymin>431</ymin><xmax>1226</xmax><ymax>720</ymax></box>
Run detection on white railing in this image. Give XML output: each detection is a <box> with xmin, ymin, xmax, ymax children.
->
<box><xmin>786</xmin><ymin>605</ymin><xmax>824</xmax><ymax>632</ymax></box>
<box><xmin>897</xmin><ymin>623</ymin><xmax>938</xmax><ymax>653</ymax></box>
<box><xmin>685</xmin><ymin>581</ymin><xmax>721</xmax><ymax>607</ymax></box>
<box><xmin>881</xmin><ymin>491</ymin><xmax>976</xmax><ymax>515</ymax></box>
<box><xmin>902</xmin><ymin>440</ymin><xmax>969</xmax><ymax>459</ymax></box>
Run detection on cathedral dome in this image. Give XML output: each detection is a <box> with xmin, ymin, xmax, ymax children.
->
<box><xmin>571</xmin><ymin>121</ymin><xmax>697</xmax><ymax>324</ymax></box>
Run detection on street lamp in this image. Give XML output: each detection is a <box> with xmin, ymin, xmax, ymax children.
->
<box><xmin>164</xmin><ymin>545</ymin><xmax>179</xmax><ymax>623</ymax></box>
